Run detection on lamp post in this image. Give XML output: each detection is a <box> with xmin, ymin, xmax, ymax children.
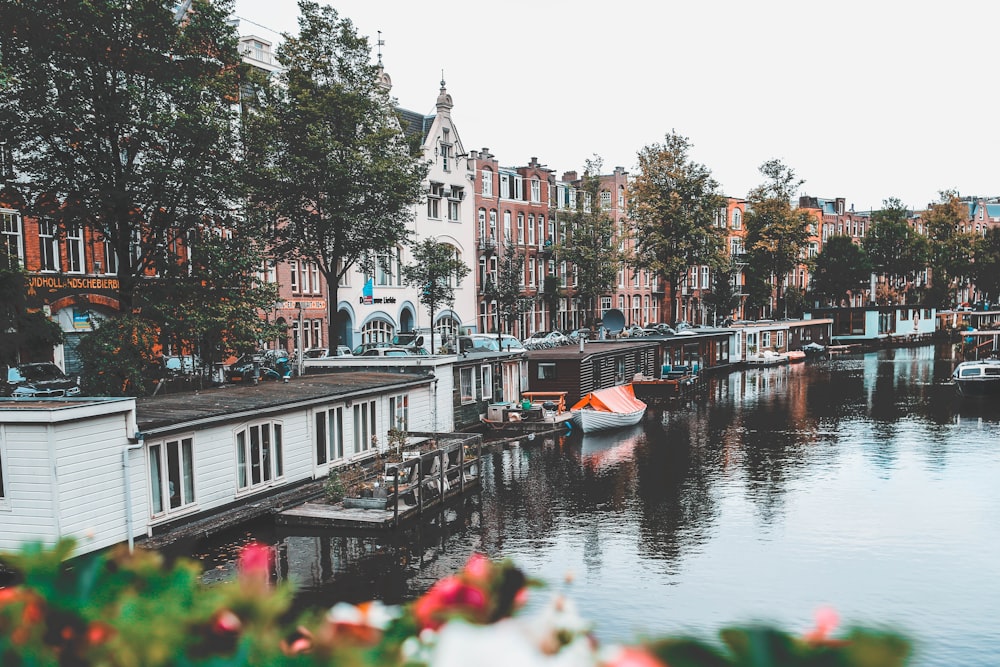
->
<box><xmin>297</xmin><ymin>301</ymin><xmax>304</xmax><ymax>377</ymax></box>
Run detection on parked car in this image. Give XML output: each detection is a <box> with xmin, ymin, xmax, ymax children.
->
<box><xmin>3</xmin><ymin>362</ymin><xmax>82</xmax><ymax>398</ymax></box>
<box><xmin>357</xmin><ymin>346</ymin><xmax>425</xmax><ymax>357</ymax></box>
<box><xmin>460</xmin><ymin>335</ymin><xmax>500</xmax><ymax>353</ymax></box>
<box><xmin>525</xmin><ymin>330</ymin><xmax>570</xmax><ymax>346</ymax></box>
<box><xmin>302</xmin><ymin>347</ymin><xmax>329</xmax><ymax>359</ymax></box>
<box><xmin>499</xmin><ymin>334</ymin><xmax>524</xmax><ymax>351</ymax></box>
<box><xmin>225</xmin><ymin>351</ymin><xmax>291</xmax><ymax>383</ymax></box>
<box><xmin>158</xmin><ymin>354</ymin><xmax>199</xmax><ymax>376</ymax></box>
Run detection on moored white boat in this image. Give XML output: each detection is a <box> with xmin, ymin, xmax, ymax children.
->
<box><xmin>952</xmin><ymin>359</ymin><xmax>1000</xmax><ymax>397</ymax></box>
<box><xmin>746</xmin><ymin>350</ymin><xmax>788</xmax><ymax>366</ymax></box>
<box><xmin>571</xmin><ymin>384</ymin><xmax>647</xmax><ymax>433</ymax></box>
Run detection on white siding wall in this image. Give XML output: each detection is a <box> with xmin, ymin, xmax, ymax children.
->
<box><xmin>0</xmin><ymin>423</ymin><xmax>59</xmax><ymax>551</ymax></box>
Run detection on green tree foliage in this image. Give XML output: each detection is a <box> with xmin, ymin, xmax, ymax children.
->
<box><xmin>401</xmin><ymin>239</ymin><xmax>470</xmax><ymax>354</ymax></box>
<box><xmin>1</xmin><ymin>0</ymin><xmax>246</xmax><ymax>311</ymax></box>
<box><xmin>557</xmin><ymin>157</ymin><xmax>624</xmax><ymax>326</ymax></box>
<box><xmin>703</xmin><ymin>263</ymin><xmax>741</xmax><ymax>325</ymax></box>
<box><xmin>744</xmin><ymin>160</ymin><xmax>813</xmax><ymax>317</ymax></box>
<box><xmin>863</xmin><ymin>198</ymin><xmax>928</xmax><ymax>305</ymax></box>
<box><xmin>0</xmin><ymin>249</ymin><xmax>63</xmax><ymax>366</ymax></box>
<box><xmin>143</xmin><ymin>219</ymin><xmax>282</xmax><ymax>373</ymax></box>
<box><xmin>923</xmin><ymin>190</ymin><xmax>976</xmax><ymax>307</ymax></box>
<box><xmin>245</xmin><ymin>1</ymin><xmax>428</xmax><ymax>349</ymax></box>
<box><xmin>971</xmin><ymin>228</ymin><xmax>1000</xmax><ymax>306</ymax></box>
<box><xmin>485</xmin><ymin>241</ymin><xmax>534</xmax><ymax>339</ymax></box>
<box><xmin>77</xmin><ymin>315</ymin><xmax>161</xmax><ymax>396</ymax></box>
<box><xmin>630</xmin><ymin>132</ymin><xmax>727</xmax><ymax>325</ymax></box>
<box><xmin>811</xmin><ymin>235</ymin><xmax>873</xmax><ymax>306</ymax></box>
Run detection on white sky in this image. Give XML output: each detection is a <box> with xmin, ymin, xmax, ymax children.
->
<box><xmin>231</xmin><ymin>0</ymin><xmax>999</xmax><ymax>212</ymax></box>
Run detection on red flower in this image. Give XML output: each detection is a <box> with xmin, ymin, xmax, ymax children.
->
<box><xmin>413</xmin><ymin>576</ymin><xmax>488</xmax><ymax>630</ymax></box>
<box><xmin>212</xmin><ymin>609</ymin><xmax>243</xmax><ymax>636</ymax></box>
<box><xmin>603</xmin><ymin>646</ymin><xmax>668</xmax><ymax>667</ymax></box>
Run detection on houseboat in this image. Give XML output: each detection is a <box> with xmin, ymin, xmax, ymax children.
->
<box><xmin>0</xmin><ymin>369</ymin><xmax>456</xmax><ymax>557</ymax></box>
<box><xmin>524</xmin><ymin>340</ymin><xmax>659</xmax><ymax>407</ymax></box>
<box><xmin>805</xmin><ymin>306</ymin><xmax>936</xmax><ymax>347</ymax></box>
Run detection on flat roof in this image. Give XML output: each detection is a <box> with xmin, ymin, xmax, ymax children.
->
<box><xmin>135</xmin><ymin>371</ymin><xmax>432</xmax><ymax>435</ymax></box>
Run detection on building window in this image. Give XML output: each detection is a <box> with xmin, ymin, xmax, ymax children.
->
<box><xmin>516</xmin><ymin>213</ymin><xmax>524</xmax><ymax>244</ymax></box>
<box><xmin>148</xmin><ymin>436</ymin><xmax>195</xmax><ymax>515</ymax></box>
<box><xmin>618</xmin><ymin>186</ymin><xmax>625</xmax><ymax>210</ymax></box>
<box><xmin>38</xmin><ymin>219</ymin><xmax>59</xmax><ymax>271</ymax></box>
<box><xmin>489</xmin><ymin>209</ymin><xmax>497</xmax><ymax>238</ymax></box>
<box><xmin>503</xmin><ymin>211</ymin><xmax>511</xmax><ymax>240</ymax></box>
<box><xmin>530</xmin><ymin>178</ymin><xmax>541</xmax><ymax>203</ymax></box>
<box><xmin>315</xmin><ymin>406</ymin><xmax>345</xmax><ymax>466</ymax></box>
<box><xmin>428</xmin><ymin>195</ymin><xmax>440</xmax><ymax>219</ymax></box>
<box><xmin>311</xmin><ymin>319</ymin><xmax>322</xmax><ymax>349</ymax></box>
<box><xmin>761</xmin><ymin>332</ymin><xmax>771</xmax><ymax>349</ymax></box>
<box><xmin>499</xmin><ymin>173</ymin><xmax>510</xmax><ymax>199</ymax></box>
<box><xmin>1</xmin><ymin>210</ymin><xmax>22</xmax><ymax>269</ymax></box>
<box><xmin>300</xmin><ymin>261</ymin><xmax>310</xmax><ymax>294</ymax></box>
<box><xmin>236</xmin><ymin>422</ymin><xmax>284</xmax><ymax>491</ymax></box>
<box><xmin>448</xmin><ymin>199</ymin><xmax>460</xmax><ymax>222</ymax></box>
<box><xmin>389</xmin><ymin>394</ymin><xmax>409</xmax><ymax>431</ymax></box>
<box><xmin>513</xmin><ymin>175</ymin><xmax>523</xmax><ymax>200</ymax></box>
<box><xmin>600</xmin><ymin>191</ymin><xmax>612</xmax><ymax>209</ymax></box>
<box><xmin>311</xmin><ymin>264</ymin><xmax>321</xmax><ymax>294</ymax></box>
<box><xmin>482</xmin><ymin>168</ymin><xmax>493</xmax><ymax>196</ymax></box>
<box><xmin>353</xmin><ymin>399</ymin><xmax>376</xmax><ymax>455</ymax></box>
<box><xmin>460</xmin><ymin>367</ymin><xmax>475</xmax><ymax>403</ymax></box>
<box><xmin>101</xmin><ymin>235</ymin><xmax>118</xmax><ymax>275</ymax></box>
<box><xmin>528</xmin><ymin>257</ymin><xmax>536</xmax><ymax>287</ymax></box>
<box><xmin>701</xmin><ymin>266</ymin><xmax>710</xmax><ymax>290</ymax></box>
<box><xmin>481</xmin><ymin>365</ymin><xmax>493</xmax><ymax>400</ymax></box>
<box><xmin>361</xmin><ymin>319</ymin><xmax>394</xmax><ymax>345</ymax></box>
<box><xmin>65</xmin><ymin>224</ymin><xmax>84</xmax><ymax>273</ymax></box>
<box><xmin>288</xmin><ymin>260</ymin><xmax>298</xmax><ymax>292</ymax></box>
<box><xmin>527</xmin><ymin>214</ymin><xmax>535</xmax><ymax>246</ymax></box>
<box><xmin>732</xmin><ymin>209</ymin><xmax>742</xmax><ymax>229</ymax></box>
<box><xmin>537</xmin><ymin>362</ymin><xmax>556</xmax><ymax>380</ymax></box>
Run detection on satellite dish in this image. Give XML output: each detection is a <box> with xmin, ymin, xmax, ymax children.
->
<box><xmin>602</xmin><ymin>309</ymin><xmax>625</xmax><ymax>333</ymax></box>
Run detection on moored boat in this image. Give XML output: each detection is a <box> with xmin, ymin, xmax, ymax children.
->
<box><xmin>746</xmin><ymin>350</ymin><xmax>788</xmax><ymax>366</ymax></box>
<box><xmin>952</xmin><ymin>359</ymin><xmax>1000</xmax><ymax>397</ymax></box>
<box><xmin>570</xmin><ymin>384</ymin><xmax>647</xmax><ymax>433</ymax></box>
<box><xmin>784</xmin><ymin>350</ymin><xmax>806</xmax><ymax>363</ymax></box>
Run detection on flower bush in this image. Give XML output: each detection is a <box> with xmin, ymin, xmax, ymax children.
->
<box><xmin>0</xmin><ymin>539</ymin><xmax>911</xmax><ymax>666</ymax></box>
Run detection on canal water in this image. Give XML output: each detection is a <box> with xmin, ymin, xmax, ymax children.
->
<box><xmin>191</xmin><ymin>345</ymin><xmax>1000</xmax><ymax>666</ymax></box>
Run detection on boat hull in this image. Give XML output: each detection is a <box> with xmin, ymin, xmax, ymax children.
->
<box><xmin>952</xmin><ymin>360</ymin><xmax>1000</xmax><ymax>397</ymax></box>
<box><xmin>955</xmin><ymin>378</ymin><xmax>1000</xmax><ymax>397</ymax></box>
<box><xmin>573</xmin><ymin>407</ymin><xmax>645</xmax><ymax>433</ymax></box>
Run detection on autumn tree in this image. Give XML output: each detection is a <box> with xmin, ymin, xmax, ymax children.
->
<box><xmin>630</xmin><ymin>132</ymin><xmax>727</xmax><ymax>325</ymax></box>
<box><xmin>246</xmin><ymin>1</ymin><xmax>428</xmax><ymax>350</ymax></box>
<box><xmin>557</xmin><ymin>157</ymin><xmax>624</xmax><ymax>327</ymax></box>
<box><xmin>922</xmin><ymin>190</ymin><xmax>976</xmax><ymax>308</ymax></box>
<box><xmin>1</xmin><ymin>0</ymin><xmax>249</xmax><ymax>311</ymax></box>
<box><xmin>810</xmin><ymin>235</ymin><xmax>873</xmax><ymax>306</ymax></box>
<box><xmin>401</xmin><ymin>238</ymin><xmax>470</xmax><ymax>354</ymax></box>
<box><xmin>744</xmin><ymin>160</ymin><xmax>813</xmax><ymax>318</ymax></box>
<box><xmin>862</xmin><ymin>198</ymin><xmax>927</xmax><ymax>305</ymax></box>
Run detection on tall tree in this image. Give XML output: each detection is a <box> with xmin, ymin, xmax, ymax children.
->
<box><xmin>557</xmin><ymin>157</ymin><xmax>623</xmax><ymax>327</ymax></box>
<box><xmin>744</xmin><ymin>160</ymin><xmax>813</xmax><ymax>318</ymax></box>
<box><xmin>811</xmin><ymin>235</ymin><xmax>873</xmax><ymax>306</ymax></box>
<box><xmin>971</xmin><ymin>228</ymin><xmax>1000</xmax><ymax>306</ymax></box>
<box><xmin>1</xmin><ymin>0</ymin><xmax>247</xmax><ymax>311</ymax></box>
<box><xmin>246</xmin><ymin>1</ymin><xmax>428</xmax><ymax>349</ymax></box>
<box><xmin>485</xmin><ymin>242</ymin><xmax>533</xmax><ymax>340</ymax></box>
<box><xmin>630</xmin><ymin>132</ymin><xmax>727</xmax><ymax>325</ymax></box>
<box><xmin>703</xmin><ymin>263</ymin><xmax>741</xmax><ymax>325</ymax></box>
<box><xmin>863</xmin><ymin>198</ymin><xmax>928</xmax><ymax>304</ymax></box>
<box><xmin>923</xmin><ymin>190</ymin><xmax>976</xmax><ymax>308</ymax></box>
<box><xmin>400</xmin><ymin>238</ymin><xmax>470</xmax><ymax>354</ymax></box>
<box><xmin>541</xmin><ymin>275</ymin><xmax>563</xmax><ymax>332</ymax></box>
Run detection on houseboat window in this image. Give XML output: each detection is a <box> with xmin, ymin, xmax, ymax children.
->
<box><xmin>389</xmin><ymin>394</ymin><xmax>409</xmax><ymax>431</ymax></box>
<box><xmin>235</xmin><ymin>422</ymin><xmax>284</xmax><ymax>491</ymax></box>
<box><xmin>616</xmin><ymin>357</ymin><xmax>626</xmax><ymax>384</ymax></box>
<box><xmin>460</xmin><ymin>367</ymin><xmax>475</xmax><ymax>403</ymax></box>
<box><xmin>538</xmin><ymin>363</ymin><xmax>556</xmax><ymax>380</ymax></box>
<box><xmin>315</xmin><ymin>406</ymin><xmax>345</xmax><ymax>465</ymax></box>
<box><xmin>353</xmin><ymin>400</ymin><xmax>376</xmax><ymax>455</ymax></box>
<box><xmin>149</xmin><ymin>437</ymin><xmax>194</xmax><ymax>514</ymax></box>
<box><xmin>481</xmin><ymin>365</ymin><xmax>493</xmax><ymax>400</ymax></box>
<box><xmin>776</xmin><ymin>331</ymin><xmax>784</xmax><ymax>349</ymax></box>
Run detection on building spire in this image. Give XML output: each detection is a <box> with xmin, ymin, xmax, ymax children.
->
<box><xmin>377</xmin><ymin>30</ymin><xmax>384</xmax><ymax>67</ymax></box>
<box><xmin>436</xmin><ymin>70</ymin><xmax>452</xmax><ymax>113</ymax></box>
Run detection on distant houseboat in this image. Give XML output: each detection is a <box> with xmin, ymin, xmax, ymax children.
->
<box><xmin>525</xmin><ymin>340</ymin><xmax>659</xmax><ymax>407</ymax></box>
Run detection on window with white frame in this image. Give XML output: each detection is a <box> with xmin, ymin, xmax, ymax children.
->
<box><xmin>618</xmin><ymin>186</ymin><xmax>625</xmax><ymax>210</ymax></box>
<box><xmin>315</xmin><ymin>406</ymin><xmax>345</xmax><ymax>465</ymax></box>
<box><xmin>481</xmin><ymin>365</ymin><xmax>493</xmax><ymax>400</ymax></box>
<box><xmin>460</xmin><ymin>367</ymin><xmax>475</xmax><ymax>403</ymax></box>
<box><xmin>516</xmin><ymin>213</ymin><xmax>524</xmax><ymax>244</ymax></box>
<box><xmin>361</xmin><ymin>319</ymin><xmax>394</xmax><ymax>345</ymax></box>
<box><xmin>478</xmin><ymin>208</ymin><xmax>486</xmax><ymax>241</ymax></box>
<box><xmin>1</xmin><ymin>210</ymin><xmax>23</xmax><ymax>269</ymax></box>
<box><xmin>530</xmin><ymin>178</ymin><xmax>541</xmax><ymax>202</ymax></box>
<box><xmin>600</xmin><ymin>191</ymin><xmax>611</xmax><ymax>209</ymax></box>
<box><xmin>701</xmin><ymin>266</ymin><xmax>710</xmax><ymax>290</ymax></box>
<box><xmin>513</xmin><ymin>175</ymin><xmax>523</xmax><ymax>200</ymax></box>
<box><xmin>389</xmin><ymin>394</ymin><xmax>409</xmax><ymax>431</ymax></box>
<box><xmin>310</xmin><ymin>264</ymin><xmax>321</xmax><ymax>293</ymax></box>
<box><xmin>499</xmin><ymin>173</ymin><xmax>511</xmax><ymax>199</ymax></box>
<box><xmin>776</xmin><ymin>331</ymin><xmax>784</xmax><ymax>349</ymax></box>
<box><xmin>311</xmin><ymin>319</ymin><xmax>322</xmax><ymax>348</ymax></box>
<box><xmin>65</xmin><ymin>224</ymin><xmax>83</xmax><ymax>273</ymax></box>
<box><xmin>527</xmin><ymin>214</ymin><xmax>535</xmax><ymax>246</ymax></box>
<box><xmin>102</xmin><ymin>235</ymin><xmax>118</xmax><ymax>275</ymax></box>
<box><xmin>528</xmin><ymin>257</ymin><xmax>536</xmax><ymax>287</ymax></box>
<box><xmin>148</xmin><ymin>436</ymin><xmax>195</xmax><ymax>514</ymax></box>
<box><xmin>289</xmin><ymin>260</ymin><xmax>298</xmax><ymax>292</ymax></box>
<box><xmin>489</xmin><ymin>209</ymin><xmax>497</xmax><ymax>238</ymax></box>
<box><xmin>440</xmin><ymin>143</ymin><xmax>451</xmax><ymax>171</ymax></box>
<box><xmin>300</xmin><ymin>261</ymin><xmax>310</xmax><ymax>293</ymax></box>
<box><xmin>761</xmin><ymin>332</ymin><xmax>771</xmax><ymax>349</ymax></box>
<box><xmin>38</xmin><ymin>219</ymin><xmax>59</xmax><ymax>271</ymax></box>
<box><xmin>236</xmin><ymin>422</ymin><xmax>284</xmax><ymax>491</ymax></box>
<box><xmin>481</xmin><ymin>168</ymin><xmax>493</xmax><ymax>196</ymax></box>
<box><xmin>503</xmin><ymin>211</ymin><xmax>511</xmax><ymax>240</ymax></box>
<box><xmin>537</xmin><ymin>362</ymin><xmax>556</xmax><ymax>380</ymax></box>
<box><xmin>732</xmin><ymin>209</ymin><xmax>742</xmax><ymax>229</ymax></box>
<box><xmin>353</xmin><ymin>399</ymin><xmax>376</xmax><ymax>455</ymax></box>
<box><xmin>601</xmin><ymin>296</ymin><xmax>612</xmax><ymax>311</ymax></box>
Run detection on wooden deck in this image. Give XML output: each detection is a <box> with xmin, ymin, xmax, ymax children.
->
<box><xmin>277</xmin><ymin>434</ymin><xmax>482</xmax><ymax>530</ymax></box>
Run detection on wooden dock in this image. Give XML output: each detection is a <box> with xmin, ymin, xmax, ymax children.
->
<box><xmin>277</xmin><ymin>433</ymin><xmax>482</xmax><ymax>530</ymax></box>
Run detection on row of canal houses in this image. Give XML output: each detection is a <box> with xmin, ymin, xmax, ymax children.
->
<box><xmin>2</xmin><ymin>305</ymin><xmax>947</xmax><ymax>558</ymax></box>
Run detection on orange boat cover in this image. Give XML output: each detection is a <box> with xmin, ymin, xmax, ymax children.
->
<box><xmin>570</xmin><ymin>384</ymin><xmax>646</xmax><ymax>413</ymax></box>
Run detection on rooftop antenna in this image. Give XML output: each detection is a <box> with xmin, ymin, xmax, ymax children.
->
<box><xmin>376</xmin><ymin>30</ymin><xmax>384</xmax><ymax>66</ymax></box>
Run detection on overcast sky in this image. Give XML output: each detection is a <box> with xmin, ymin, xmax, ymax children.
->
<box><xmin>231</xmin><ymin>0</ymin><xmax>998</xmax><ymax>212</ymax></box>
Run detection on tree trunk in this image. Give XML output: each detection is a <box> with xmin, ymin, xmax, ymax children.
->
<box><xmin>327</xmin><ymin>274</ymin><xmax>341</xmax><ymax>351</ymax></box>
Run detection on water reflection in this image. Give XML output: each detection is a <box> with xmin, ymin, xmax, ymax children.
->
<box><xmin>189</xmin><ymin>346</ymin><xmax>1000</xmax><ymax>666</ymax></box>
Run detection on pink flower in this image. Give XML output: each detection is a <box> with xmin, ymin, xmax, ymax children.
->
<box><xmin>464</xmin><ymin>553</ymin><xmax>491</xmax><ymax>581</ymax></box>
<box><xmin>603</xmin><ymin>646</ymin><xmax>667</xmax><ymax>667</ymax></box>
<box><xmin>237</xmin><ymin>542</ymin><xmax>273</xmax><ymax>589</ymax></box>
<box><xmin>413</xmin><ymin>576</ymin><xmax>489</xmax><ymax>630</ymax></box>
<box><xmin>805</xmin><ymin>606</ymin><xmax>840</xmax><ymax>643</ymax></box>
